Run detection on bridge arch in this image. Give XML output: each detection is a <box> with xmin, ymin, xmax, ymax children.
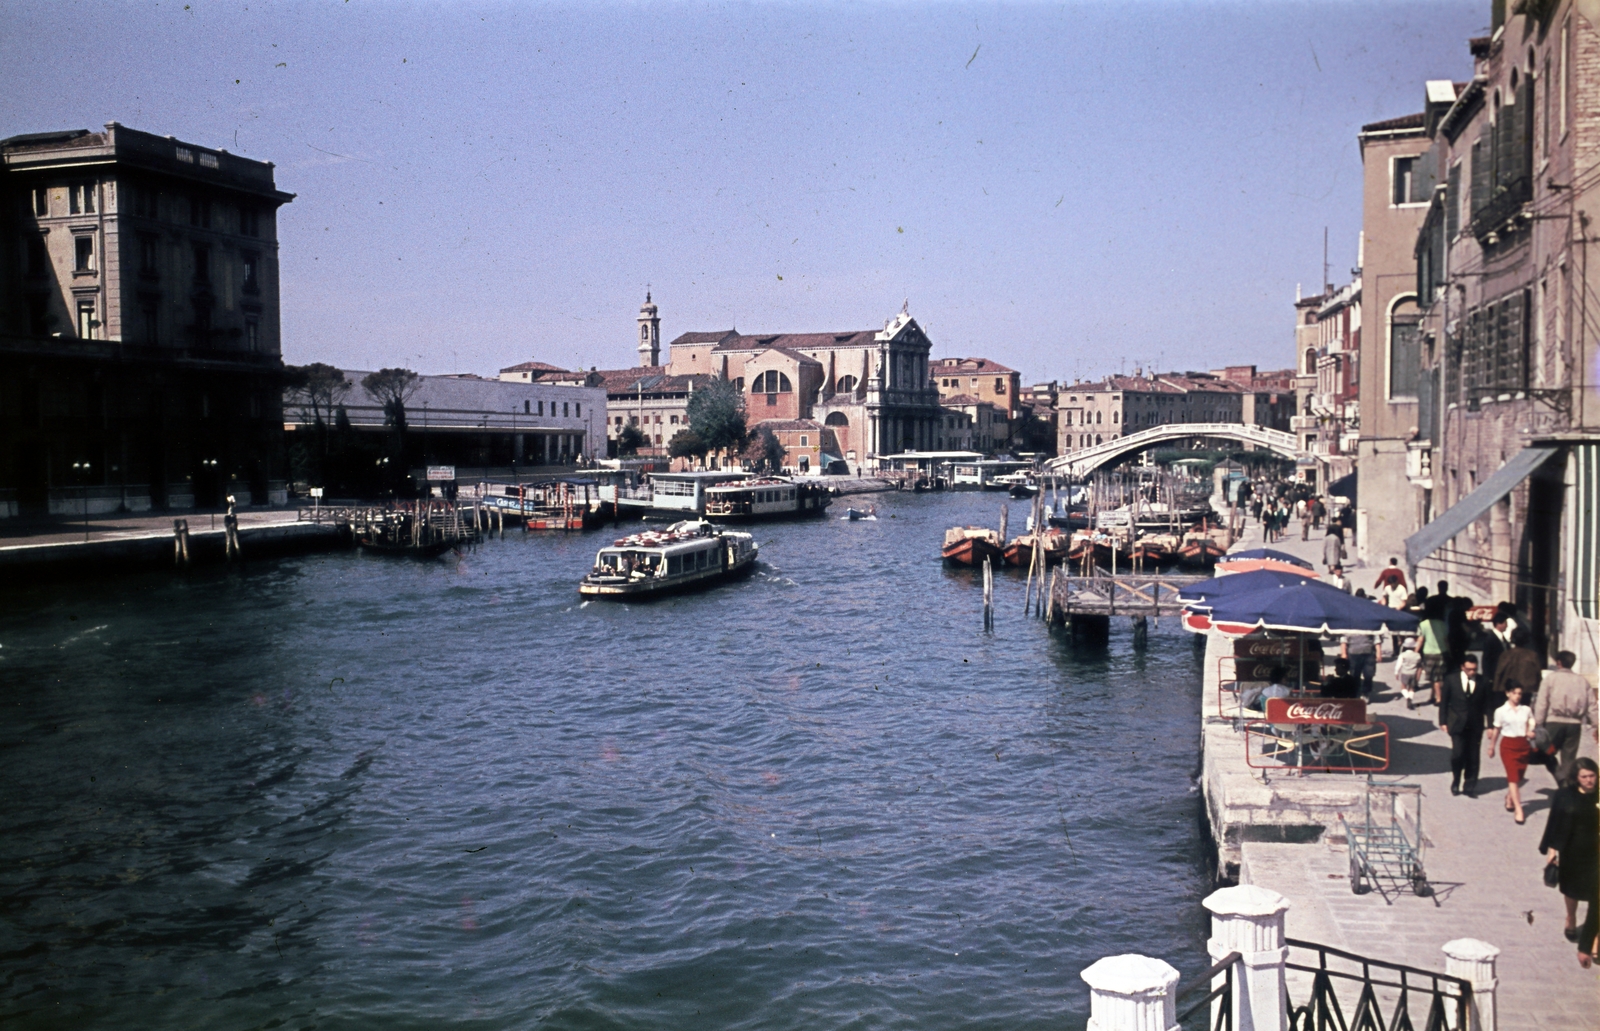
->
<box><xmin>1043</xmin><ymin>422</ymin><xmax>1303</xmax><ymax>479</ymax></box>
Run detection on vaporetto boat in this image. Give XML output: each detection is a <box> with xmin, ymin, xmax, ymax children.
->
<box><xmin>578</xmin><ymin>520</ymin><xmax>758</xmax><ymax>598</ymax></box>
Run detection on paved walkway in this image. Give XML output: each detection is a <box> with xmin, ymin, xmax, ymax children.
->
<box><xmin>0</xmin><ymin>508</ymin><xmax>307</xmax><ymax>551</ymax></box>
<box><xmin>1221</xmin><ymin>513</ymin><xmax>1599</xmax><ymax>1030</ymax></box>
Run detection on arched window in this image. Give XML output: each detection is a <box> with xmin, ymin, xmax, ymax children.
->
<box><xmin>753</xmin><ymin>370</ymin><xmax>792</xmax><ymax>393</ymax></box>
<box><xmin>1095</xmin><ymin>410</ymin><xmax>1102</xmax><ymax>424</ymax></box>
<box><xmin>641</xmin><ymin>326</ymin><xmax>649</xmax><ymax>341</ymax></box>
<box><xmin>824</xmin><ymin>412</ymin><xmax>849</xmax><ymax>427</ymax></box>
<box><xmin>1095</xmin><ymin>434</ymin><xmax>1103</xmax><ymax>445</ymax></box>
<box><xmin>1387</xmin><ymin>295</ymin><xmax>1422</xmax><ymax>400</ymax></box>
<box><xmin>1305</xmin><ymin>349</ymin><xmax>1317</xmax><ymax>374</ymax></box>
<box><xmin>835</xmin><ymin>375</ymin><xmax>857</xmax><ymax>394</ymax></box>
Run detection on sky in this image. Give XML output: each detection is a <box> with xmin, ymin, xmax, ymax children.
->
<box><xmin>2</xmin><ymin>0</ymin><xmax>1488</xmax><ymax>381</ymax></box>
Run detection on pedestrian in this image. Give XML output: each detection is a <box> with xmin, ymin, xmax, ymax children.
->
<box><xmin>1487</xmin><ymin>685</ymin><xmax>1537</xmax><ymax>824</ymax></box>
<box><xmin>1320</xmin><ymin>657</ymin><xmax>1361</xmax><ymax>699</ymax></box>
<box><xmin>1299</xmin><ymin>499</ymin><xmax>1313</xmax><ymax>541</ymax></box>
<box><xmin>1533</xmin><ymin>651</ymin><xmax>1597</xmax><ymax>784</ymax></box>
<box><xmin>1311</xmin><ymin>496</ymin><xmax>1326</xmax><ymax>528</ymax></box>
<box><xmin>1479</xmin><ymin>614</ymin><xmax>1510</xmax><ymax>687</ymax></box>
<box><xmin>1438</xmin><ymin>655</ymin><xmax>1490</xmax><ymax>797</ymax></box>
<box><xmin>1373</xmin><ymin>558</ymin><xmax>1408</xmax><ymax>594</ymax></box>
<box><xmin>1491</xmin><ymin>626</ymin><xmax>1543</xmax><ymax>713</ymax></box>
<box><xmin>1327</xmin><ymin>564</ymin><xmax>1351</xmax><ymax>593</ymax></box>
<box><xmin>1417</xmin><ymin>599</ymin><xmax>1449</xmax><ymax>707</ymax></box>
<box><xmin>1322</xmin><ymin>527</ymin><xmax>1344</xmax><ymax>572</ymax></box>
<box><xmin>1539</xmin><ymin>758</ymin><xmax>1599</xmax><ymax>967</ymax></box>
<box><xmin>1394</xmin><ymin>637</ymin><xmax>1423</xmax><ymax>708</ymax></box>
<box><xmin>1342</xmin><ymin>631</ymin><xmax>1376</xmax><ymax>697</ymax></box>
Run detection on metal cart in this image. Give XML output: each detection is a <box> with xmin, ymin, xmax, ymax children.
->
<box><xmin>1339</xmin><ymin>777</ymin><xmax>1432</xmax><ymax>900</ymax></box>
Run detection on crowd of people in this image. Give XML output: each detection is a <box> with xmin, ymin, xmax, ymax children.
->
<box><xmin>1232</xmin><ymin>475</ymin><xmax>1598</xmax><ymax>969</ymax></box>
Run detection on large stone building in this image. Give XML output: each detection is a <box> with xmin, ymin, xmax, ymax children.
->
<box><xmin>0</xmin><ymin>123</ymin><xmax>294</xmax><ymax>514</ymax></box>
<box><xmin>1055</xmin><ymin>372</ymin><xmax>1249</xmax><ymax>454</ymax></box>
<box><xmin>1291</xmin><ymin>279</ymin><xmax>1363</xmax><ymax>491</ymax></box>
<box><xmin>1357</xmin><ymin>0</ymin><xmax>1599</xmax><ymax>671</ymax></box>
<box><xmin>661</xmin><ymin>306</ymin><xmax>946</xmax><ymax>471</ymax></box>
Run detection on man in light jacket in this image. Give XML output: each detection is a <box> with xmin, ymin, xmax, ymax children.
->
<box><xmin>1534</xmin><ymin>650</ymin><xmax>1596</xmax><ymax>783</ymax></box>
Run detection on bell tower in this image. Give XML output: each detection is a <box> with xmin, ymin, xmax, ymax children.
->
<box><xmin>637</xmin><ymin>290</ymin><xmax>660</xmax><ymax>367</ymax></box>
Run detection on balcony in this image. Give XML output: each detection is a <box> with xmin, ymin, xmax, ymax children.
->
<box><xmin>1468</xmin><ymin>176</ymin><xmax>1531</xmax><ymax>241</ymax></box>
<box><xmin>1405</xmin><ymin>443</ymin><xmax>1433</xmax><ymax>488</ymax></box>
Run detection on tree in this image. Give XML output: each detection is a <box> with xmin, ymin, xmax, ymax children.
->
<box><xmin>284</xmin><ymin>363</ymin><xmax>351</xmax><ymax>487</ymax></box>
<box><xmin>740</xmin><ymin>426</ymin><xmax>786</xmax><ymax>472</ymax></box>
<box><xmin>667</xmin><ymin>428</ymin><xmax>708</xmax><ymax>464</ymax></box>
<box><xmin>616</xmin><ymin>425</ymin><xmax>647</xmax><ymax>456</ymax></box>
<box><xmin>361</xmin><ymin>368</ymin><xmax>421</xmax><ymax>434</ymax></box>
<box><xmin>686</xmin><ymin>378</ymin><xmax>747</xmax><ymax>455</ymax></box>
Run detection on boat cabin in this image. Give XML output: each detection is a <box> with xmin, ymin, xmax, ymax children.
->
<box><xmin>704</xmin><ymin>477</ymin><xmax>830</xmax><ymax>518</ymax></box>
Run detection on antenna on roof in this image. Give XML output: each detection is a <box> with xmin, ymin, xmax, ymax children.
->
<box><xmin>901</xmin><ymin>297</ymin><xmax>909</xmax><ymax>314</ymax></box>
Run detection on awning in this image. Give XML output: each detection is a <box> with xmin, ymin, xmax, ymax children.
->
<box><xmin>1327</xmin><ymin>472</ymin><xmax>1357</xmax><ymax>504</ymax></box>
<box><xmin>1404</xmin><ymin>446</ymin><xmax>1560</xmax><ymax>568</ymax></box>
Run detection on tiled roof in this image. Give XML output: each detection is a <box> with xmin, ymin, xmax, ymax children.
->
<box><xmin>1360</xmin><ymin>112</ymin><xmax>1425</xmax><ymax>133</ymax></box>
<box><xmin>499</xmin><ymin>360</ymin><xmax>568</xmax><ymax>374</ymax></box>
<box><xmin>668</xmin><ymin>330</ymin><xmax>739</xmax><ymax>347</ymax></box>
<box><xmin>712</xmin><ymin>330</ymin><xmax>878</xmax><ymax>352</ymax></box>
<box><xmin>939</xmin><ymin>393</ymin><xmax>987</xmax><ymax>406</ymax></box>
<box><xmin>752</xmin><ymin>418</ymin><xmax>823</xmax><ymax>432</ymax></box>
<box><xmin>935</xmin><ymin>356</ymin><xmax>1017</xmax><ymax>374</ymax></box>
<box><xmin>748</xmin><ymin>345</ymin><xmax>824</xmax><ymax>366</ymax></box>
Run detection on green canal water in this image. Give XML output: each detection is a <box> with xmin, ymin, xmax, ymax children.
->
<box><xmin>0</xmin><ymin>491</ymin><xmax>1211</xmax><ymax>1029</ymax></box>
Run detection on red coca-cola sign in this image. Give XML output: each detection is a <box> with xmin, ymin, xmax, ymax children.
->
<box><xmin>1265</xmin><ymin>697</ymin><xmax>1367</xmax><ymax>724</ymax></box>
<box><xmin>1234</xmin><ymin>637</ymin><xmax>1323</xmax><ymax>660</ymax></box>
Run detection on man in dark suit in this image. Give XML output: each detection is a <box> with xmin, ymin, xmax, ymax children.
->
<box><xmin>1438</xmin><ymin>656</ymin><xmax>1490</xmax><ymax>796</ymax></box>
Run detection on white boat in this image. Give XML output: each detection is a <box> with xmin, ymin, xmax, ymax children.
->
<box><xmin>578</xmin><ymin>520</ymin><xmax>758</xmax><ymax>598</ymax></box>
<box><xmin>704</xmin><ymin>477</ymin><xmax>831</xmax><ymax>520</ymax></box>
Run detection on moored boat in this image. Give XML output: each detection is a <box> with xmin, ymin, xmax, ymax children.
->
<box><xmin>579</xmin><ymin>520</ymin><xmax>757</xmax><ymax>598</ymax></box>
<box><xmin>941</xmin><ymin>526</ymin><xmax>1003</xmax><ymax>566</ymax></box>
<box><xmin>703</xmin><ymin>477</ymin><xmax>831</xmax><ymax>521</ymax></box>
<box><xmin>1003</xmin><ymin>528</ymin><xmax>1070</xmax><ymax>568</ymax></box>
<box><xmin>1177</xmin><ymin>525</ymin><xmax>1229</xmax><ymax>568</ymax></box>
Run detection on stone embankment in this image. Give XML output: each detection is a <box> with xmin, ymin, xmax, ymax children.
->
<box><xmin>0</xmin><ymin>510</ymin><xmax>345</xmax><ymax>576</ymax></box>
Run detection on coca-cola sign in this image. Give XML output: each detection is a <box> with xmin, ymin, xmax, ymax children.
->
<box><xmin>1233</xmin><ymin>637</ymin><xmax>1323</xmax><ymax>660</ymax></box>
<box><xmin>1265</xmin><ymin>697</ymin><xmax>1367</xmax><ymax>724</ymax></box>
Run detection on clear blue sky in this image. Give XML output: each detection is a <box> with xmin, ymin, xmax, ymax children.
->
<box><xmin>2</xmin><ymin>1</ymin><xmax>1486</xmax><ymax>381</ymax></box>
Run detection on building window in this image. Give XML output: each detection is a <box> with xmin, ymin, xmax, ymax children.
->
<box><xmin>800</xmin><ymin>435</ymin><xmax>808</xmax><ymax>446</ymax></box>
<box><xmin>74</xmin><ymin>235</ymin><xmax>94</xmax><ymax>272</ymax></box>
<box><xmin>133</xmin><ymin>184</ymin><xmax>158</xmax><ymax>219</ymax></box>
<box><xmin>142</xmin><ymin>301</ymin><xmax>159</xmax><ymax>344</ymax></box>
<box><xmin>140</xmin><ymin>235</ymin><xmax>159</xmax><ymax>276</ymax></box>
<box><xmin>242</xmin><ymin>253</ymin><xmax>259</xmax><ymax>294</ymax></box>
<box><xmin>192</xmin><ymin>244</ymin><xmax>209</xmax><ymax>284</ymax></box>
<box><xmin>69</xmin><ymin>183</ymin><xmax>96</xmax><ymax>214</ymax></box>
<box><xmin>670</xmin><ymin>415</ymin><xmax>679</xmax><ymax>425</ymax></box>
<box><xmin>240</xmin><ymin>205</ymin><xmax>260</xmax><ymax>237</ymax></box>
<box><xmin>245</xmin><ymin>320</ymin><xmax>260</xmax><ymax>352</ymax></box>
<box><xmin>77</xmin><ymin>300</ymin><xmax>96</xmax><ymax>339</ymax></box>
<box><xmin>524</xmin><ymin>400</ymin><xmax>531</xmax><ymax>414</ymax></box>
<box><xmin>189</xmin><ymin>196</ymin><xmax>210</xmax><ymax>228</ymax></box>
<box><xmin>538</xmin><ymin>401</ymin><xmax>545</xmax><ymax>416</ymax></box>
<box><xmin>32</xmin><ymin>188</ymin><xmax>48</xmax><ymax>216</ymax></box>
<box><xmin>192</xmin><ymin>299</ymin><xmax>212</xmax><ymax>346</ymax></box>
<box><xmin>575</xmin><ymin>403</ymin><xmax>581</xmax><ymax>417</ymax></box>
<box><xmin>995</xmin><ymin>378</ymin><xmax>1005</xmax><ymax>394</ymax></box>
<box><xmin>563</xmin><ymin>402</ymin><xmax>569</xmax><ymax>417</ymax></box>
<box><xmin>753</xmin><ymin>370</ymin><xmax>792</xmax><ymax>393</ymax></box>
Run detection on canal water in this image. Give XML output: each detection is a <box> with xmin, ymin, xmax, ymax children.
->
<box><xmin>0</xmin><ymin>491</ymin><xmax>1211</xmax><ymax>1030</ymax></box>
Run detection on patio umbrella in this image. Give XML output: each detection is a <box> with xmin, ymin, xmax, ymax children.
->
<box><xmin>1176</xmin><ymin>568</ymin><xmax>1318</xmax><ymax>606</ymax></box>
<box><xmin>1217</xmin><ymin>557</ymin><xmax>1322</xmax><ymax>578</ymax></box>
<box><xmin>1222</xmin><ymin>548</ymin><xmax>1314</xmax><ymax>569</ymax></box>
<box><xmin>1198</xmin><ymin>579</ymin><xmax>1420</xmax><ymax>636</ymax></box>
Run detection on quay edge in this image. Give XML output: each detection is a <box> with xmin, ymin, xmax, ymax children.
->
<box><xmin>0</xmin><ymin>519</ymin><xmax>349</xmax><ymax>579</ymax></box>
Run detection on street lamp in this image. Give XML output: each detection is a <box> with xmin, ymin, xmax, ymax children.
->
<box><xmin>71</xmin><ymin>460</ymin><xmax>92</xmax><ymax>542</ymax></box>
<box><xmin>202</xmin><ymin>458</ymin><xmax>219</xmax><ymax>527</ymax></box>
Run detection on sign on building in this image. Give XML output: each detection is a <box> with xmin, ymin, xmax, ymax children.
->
<box><xmin>426</xmin><ymin>466</ymin><xmax>457</xmax><ymax>481</ymax></box>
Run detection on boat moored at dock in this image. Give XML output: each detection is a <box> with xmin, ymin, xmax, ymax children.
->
<box><xmin>703</xmin><ymin>477</ymin><xmax>831</xmax><ymax>520</ymax></box>
<box><xmin>579</xmin><ymin>520</ymin><xmax>758</xmax><ymax>598</ymax></box>
<box><xmin>941</xmin><ymin>526</ymin><xmax>1003</xmax><ymax>566</ymax></box>
<box><xmin>475</xmin><ymin>479</ymin><xmax>605</xmax><ymax>530</ymax></box>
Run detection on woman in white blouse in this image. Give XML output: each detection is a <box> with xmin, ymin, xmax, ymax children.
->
<box><xmin>1487</xmin><ymin>685</ymin><xmax>1537</xmax><ymax>824</ymax></box>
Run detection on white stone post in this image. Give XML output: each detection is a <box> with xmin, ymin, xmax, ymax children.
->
<box><xmin>1204</xmin><ymin>885</ymin><xmax>1290</xmax><ymax>1031</ymax></box>
<box><xmin>1442</xmin><ymin>938</ymin><xmax>1499</xmax><ymax>1031</ymax></box>
<box><xmin>1080</xmin><ymin>954</ymin><xmax>1181</xmax><ymax>1031</ymax></box>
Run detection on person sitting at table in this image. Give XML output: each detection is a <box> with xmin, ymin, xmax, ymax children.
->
<box><xmin>1242</xmin><ymin>666</ymin><xmax>1291</xmax><ymax>712</ymax></box>
<box><xmin>1320</xmin><ymin>657</ymin><xmax>1361</xmax><ymax>698</ymax></box>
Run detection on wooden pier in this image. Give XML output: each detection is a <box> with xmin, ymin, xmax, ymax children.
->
<box><xmin>1044</xmin><ymin>571</ymin><xmax>1208</xmax><ymax>639</ymax></box>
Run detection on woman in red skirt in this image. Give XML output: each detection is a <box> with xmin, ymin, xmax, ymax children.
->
<box><xmin>1488</xmin><ymin>684</ymin><xmax>1536</xmax><ymax>824</ymax></box>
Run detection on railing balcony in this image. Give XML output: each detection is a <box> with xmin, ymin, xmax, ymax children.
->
<box><xmin>1468</xmin><ymin>175</ymin><xmax>1531</xmax><ymax>241</ymax></box>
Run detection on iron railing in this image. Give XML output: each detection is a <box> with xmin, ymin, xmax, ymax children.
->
<box><xmin>1285</xmin><ymin>938</ymin><xmax>1471</xmax><ymax>1031</ymax></box>
<box><xmin>1175</xmin><ymin>951</ymin><xmax>1240</xmax><ymax>1031</ymax></box>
